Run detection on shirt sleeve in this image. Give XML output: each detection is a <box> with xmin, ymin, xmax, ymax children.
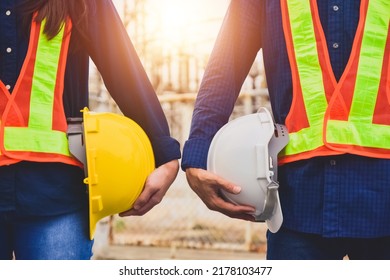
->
<box><xmin>81</xmin><ymin>0</ymin><xmax>181</xmax><ymax>167</ymax></box>
<box><xmin>181</xmin><ymin>0</ymin><xmax>264</xmax><ymax>170</ymax></box>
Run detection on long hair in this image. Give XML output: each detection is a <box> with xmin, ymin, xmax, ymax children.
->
<box><xmin>19</xmin><ymin>0</ymin><xmax>89</xmax><ymax>40</ymax></box>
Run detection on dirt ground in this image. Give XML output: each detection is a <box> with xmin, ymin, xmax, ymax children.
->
<box><xmin>93</xmin><ymin>244</ymin><xmax>266</xmax><ymax>260</ymax></box>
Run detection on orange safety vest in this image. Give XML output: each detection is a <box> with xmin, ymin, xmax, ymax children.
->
<box><xmin>0</xmin><ymin>16</ymin><xmax>82</xmax><ymax>167</ymax></box>
<box><xmin>279</xmin><ymin>0</ymin><xmax>390</xmax><ymax>164</ymax></box>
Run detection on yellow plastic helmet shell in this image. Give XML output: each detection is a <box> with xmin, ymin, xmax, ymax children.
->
<box><xmin>82</xmin><ymin>108</ymin><xmax>155</xmax><ymax>240</ymax></box>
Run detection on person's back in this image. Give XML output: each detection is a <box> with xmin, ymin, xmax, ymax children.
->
<box><xmin>0</xmin><ymin>0</ymin><xmax>180</xmax><ymax>260</ymax></box>
<box><xmin>182</xmin><ymin>0</ymin><xmax>390</xmax><ymax>260</ymax></box>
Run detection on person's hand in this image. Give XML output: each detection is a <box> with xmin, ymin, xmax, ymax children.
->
<box><xmin>119</xmin><ymin>159</ymin><xmax>179</xmax><ymax>217</ymax></box>
<box><xmin>185</xmin><ymin>168</ymin><xmax>255</xmax><ymax>221</ymax></box>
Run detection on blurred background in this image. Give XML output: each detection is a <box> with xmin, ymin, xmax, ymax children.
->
<box><xmin>90</xmin><ymin>0</ymin><xmax>270</xmax><ymax>260</ymax></box>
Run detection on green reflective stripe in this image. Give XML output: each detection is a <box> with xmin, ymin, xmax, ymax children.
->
<box><xmin>4</xmin><ymin>19</ymin><xmax>70</xmax><ymax>156</ymax></box>
<box><xmin>284</xmin><ymin>0</ymin><xmax>390</xmax><ymax>157</ymax></box>
<box><xmin>286</xmin><ymin>0</ymin><xmax>328</xmax><ymax>125</ymax></box>
<box><xmin>327</xmin><ymin>120</ymin><xmax>390</xmax><ymax>149</ymax></box>
<box><xmin>349</xmin><ymin>1</ymin><xmax>390</xmax><ymax>123</ymax></box>
<box><xmin>283</xmin><ymin>0</ymin><xmax>327</xmax><ymax>156</ymax></box>
<box><xmin>29</xmin><ymin>19</ymin><xmax>63</xmax><ymax>129</ymax></box>
<box><xmin>280</xmin><ymin>125</ymin><xmax>324</xmax><ymax>156</ymax></box>
<box><xmin>4</xmin><ymin>127</ymin><xmax>71</xmax><ymax>155</ymax></box>
<box><xmin>328</xmin><ymin>1</ymin><xmax>390</xmax><ymax>149</ymax></box>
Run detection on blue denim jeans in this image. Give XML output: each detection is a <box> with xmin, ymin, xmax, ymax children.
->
<box><xmin>0</xmin><ymin>209</ymin><xmax>93</xmax><ymax>260</ymax></box>
<box><xmin>266</xmin><ymin>227</ymin><xmax>390</xmax><ymax>260</ymax></box>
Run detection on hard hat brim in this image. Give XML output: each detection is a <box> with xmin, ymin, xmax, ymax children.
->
<box><xmin>266</xmin><ymin>191</ymin><xmax>283</xmax><ymax>233</ymax></box>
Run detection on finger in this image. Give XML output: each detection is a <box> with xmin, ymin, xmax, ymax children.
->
<box><xmin>212</xmin><ymin>202</ymin><xmax>256</xmax><ymax>222</ymax></box>
<box><xmin>205</xmin><ymin>192</ymin><xmax>255</xmax><ymax>218</ymax></box>
<box><xmin>119</xmin><ymin>187</ymin><xmax>164</xmax><ymax>217</ymax></box>
<box><xmin>118</xmin><ymin>200</ymin><xmax>153</xmax><ymax>217</ymax></box>
<box><xmin>214</xmin><ymin>197</ymin><xmax>255</xmax><ymax>214</ymax></box>
<box><xmin>132</xmin><ymin>181</ymin><xmax>161</xmax><ymax>210</ymax></box>
<box><xmin>119</xmin><ymin>204</ymin><xmax>150</xmax><ymax>217</ymax></box>
<box><xmin>198</xmin><ymin>170</ymin><xmax>242</xmax><ymax>195</ymax></box>
<box><xmin>224</xmin><ymin>212</ymin><xmax>256</xmax><ymax>221</ymax></box>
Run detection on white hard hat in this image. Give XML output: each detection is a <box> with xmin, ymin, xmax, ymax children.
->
<box><xmin>207</xmin><ymin>107</ymin><xmax>289</xmax><ymax>233</ymax></box>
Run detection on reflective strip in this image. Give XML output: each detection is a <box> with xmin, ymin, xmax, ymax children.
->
<box><xmin>30</xmin><ymin>19</ymin><xmax>63</xmax><ymax>130</ymax></box>
<box><xmin>281</xmin><ymin>124</ymin><xmax>323</xmax><ymax>155</ymax></box>
<box><xmin>327</xmin><ymin>1</ymin><xmax>390</xmax><ymax>148</ymax></box>
<box><xmin>283</xmin><ymin>0</ymin><xmax>327</xmax><ymax>155</ymax></box>
<box><xmin>4</xmin><ymin>19</ymin><xmax>70</xmax><ymax>155</ymax></box>
<box><xmin>4</xmin><ymin>127</ymin><xmax>70</xmax><ymax>154</ymax></box>
<box><xmin>350</xmin><ymin>0</ymin><xmax>389</xmax><ymax>122</ymax></box>
<box><xmin>327</xmin><ymin>121</ymin><xmax>390</xmax><ymax>149</ymax></box>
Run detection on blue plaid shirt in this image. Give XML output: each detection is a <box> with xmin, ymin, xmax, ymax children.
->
<box><xmin>182</xmin><ymin>0</ymin><xmax>390</xmax><ymax>238</ymax></box>
<box><xmin>0</xmin><ymin>0</ymin><xmax>180</xmax><ymax>216</ymax></box>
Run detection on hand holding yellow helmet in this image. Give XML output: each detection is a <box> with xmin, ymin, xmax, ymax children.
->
<box><xmin>69</xmin><ymin>108</ymin><xmax>155</xmax><ymax>239</ymax></box>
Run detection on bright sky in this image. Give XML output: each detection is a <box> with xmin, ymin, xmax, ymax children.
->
<box><xmin>93</xmin><ymin>1</ymin><xmax>261</xmax><ymax>101</ymax></box>
<box><xmin>113</xmin><ymin>0</ymin><xmax>230</xmax><ymax>56</ymax></box>
<box><xmin>107</xmin><ymin>0</ymin><xmax>257</xmax><ymax>94</ymax></box>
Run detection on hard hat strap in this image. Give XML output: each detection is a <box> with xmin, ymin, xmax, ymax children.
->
<box><xmin>255</xmin><ymin>180</ymin><xmax>279</xmax><ymax>222</ymax></box>
<box><xmin>67</xmin><ymin>117</ymin><xmax>87</xmax><ymax>174</ymax></box>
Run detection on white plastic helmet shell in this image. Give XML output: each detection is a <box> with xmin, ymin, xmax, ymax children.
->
<box><xmin>207</xmin><ymin>107</ymin><xmax>289</xmax><ymax>233</ymax></box>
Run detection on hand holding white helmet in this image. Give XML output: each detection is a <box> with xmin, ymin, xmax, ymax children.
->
<box><xmin>207</xmin><ymin>107</ymin><xmax>289</xmax><ymax>233</ymax></box>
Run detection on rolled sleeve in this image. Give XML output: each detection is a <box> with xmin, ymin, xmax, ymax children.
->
<box><xmin>181</xmin><ymin>138</ymin><xmax>211</xmax><ymax>170</ymax></box>
<box><xmin>151</xmin><ymin>135</ymin><xmax>181</xmax><ymax>167</ymax></box>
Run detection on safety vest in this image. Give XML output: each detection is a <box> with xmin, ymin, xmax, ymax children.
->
<box><xmin>279</xmin><ymin>0</ymin><xmax>390</xmax><ymax>164</ymax></box>
<box><xmin>0</xmin><ymin>16</ymin><xmax>82</xmax><ymax>167</ymax></box>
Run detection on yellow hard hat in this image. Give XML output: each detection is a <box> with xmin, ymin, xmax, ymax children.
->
<box><xmin>81</xmin><ymin>108</ymin><xmax>155</xmax><ymax>240</ymax></box>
